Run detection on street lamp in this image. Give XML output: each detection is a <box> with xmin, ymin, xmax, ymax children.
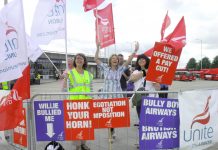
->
<box><xmin>196</xmin><ymin>39</ymin><xmax>203</xmax><ymax>70</ymax></box>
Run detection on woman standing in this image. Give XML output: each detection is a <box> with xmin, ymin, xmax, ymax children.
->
<box><xmin>129</xmin><ymin>54</ymin><xmax>160</xmax><ymax>119</ymax></box>
<box><xmin>94</xmin><ymin>42</ymin><xmax>139</xmax><ymax>141</ymax></box>
<box><xmin>67</xmin><ymin>53</ymin><xmax>93</xmax><ymax>150</ymax></box>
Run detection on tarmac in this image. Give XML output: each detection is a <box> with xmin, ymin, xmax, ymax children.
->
<box><xmin>1</xmin><ymin>79</ymin><xmax>218</xmax><ymax>150</ymax></box>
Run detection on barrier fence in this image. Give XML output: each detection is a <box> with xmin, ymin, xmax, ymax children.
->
<box><xmin>27</xmin><ymin>91</ymin><xmax>178</xmax><ymax>150</ymax></box>
<box><xmin>1</xmin><ymin>89</ymin><xmax>218</xmax><ymax>150</ymax></box>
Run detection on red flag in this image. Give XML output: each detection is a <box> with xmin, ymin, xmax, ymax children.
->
<box><xmin>0</xmin><ymin>65</ymin><xmax>30</xmax><ymax>130</ymax></box>
<box><xmin>83</xmin><ymin>0</ymin><xmax>104</xmax><ymax>12</ymax></box>
<box><xmin>94</xmin><ymin>3</ymin><xmax>115</xmax><ymax>48</ymax></box>
<box><xmin>164</xmin><ymin>16</ymin><xmax>186</xmax><ymax>50</ymax></box>
<box><xmin>161</xmin><ymin>11</ymin><xmax>171</xmax><ymax>40</ymax></box>
<box><xmin>144</xmin><ymin>47</ymin><xmax>154</xmax><ymax>57</ymax></box>
<box><xmin>144</xmin><ymin>17</ymin><xmax>186</xmax><ymax>57</ymax></box>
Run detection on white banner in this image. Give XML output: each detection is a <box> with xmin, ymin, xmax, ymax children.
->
<box><xmin>179</xmin><ymin>89</ymin><xmax>218</xmax><ymax>150</ymax></box>
<box><xmin>0</xmin><ymin>0</ymin><xmax>28</xmax><ymax>83</ymax></box>
<box><xmin>31</xmin><ymin>0</ymin><xmax>65</xmax><ymax>45</ymax></box>
<box><xmin>0</xmin><ymin>19</ymin><xmax>6</xmax><ymax>63</ymax></box>
<box><xmin>26</xmin><ymin>35</ymin><xmax>43</xmax><ymax>62</ymax></box>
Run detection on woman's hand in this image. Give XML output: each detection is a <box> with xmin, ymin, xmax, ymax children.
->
<box><xmin>124</xmin><ymin>41</ymin><xmax>140</xmax><ymax>67</ymax></box>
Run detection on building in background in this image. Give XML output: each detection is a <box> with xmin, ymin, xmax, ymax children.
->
<box><xmin>30</xmin><ymin>51</ymin><xmax>108</xmax><ymax>79</ymax></box>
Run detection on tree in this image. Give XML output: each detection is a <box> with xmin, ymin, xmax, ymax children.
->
<box><xmin>196</xmin><ymin>61</ymin><xmax>201</xmax><ymax>70</ymax></box>
<box><xmin>186</xmin><ymin>58</ymin><xmax>197</xmax><ymax>70</ymax></box>
<box><xmin>197</xmin><ymin>57</ymin><xmax>211</xmax><ymax>70</ymax></box>
<box><xmin>202</xmin><ymin>57</ymin><xmax>211</xmax><ymax>69</ymax></box>
<box><xmin>196</xmin><ymin>57</ymin><xmax>211</xmax><ymax>70</ymax></box>
<box><xmin>211</xmin><ymin>55</ymin><xmax>218</xmax><ymax>68</ymax></box>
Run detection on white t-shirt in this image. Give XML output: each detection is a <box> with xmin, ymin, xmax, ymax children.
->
<box><xmin>132</xmin><ymin>70</ymin><xmax>158</xmax><ymax>97</ymax></box>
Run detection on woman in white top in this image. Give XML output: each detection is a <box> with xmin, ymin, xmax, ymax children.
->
<box><xmin>129</xmin><ymin>54</ymin><xmax>160</xmax><ymax>119</ymax></box>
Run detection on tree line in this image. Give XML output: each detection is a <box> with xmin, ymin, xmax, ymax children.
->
<box><xmin>186</xmin><ymin>56</ymin><xmax>218</xmax><ymax>70</ymax></box>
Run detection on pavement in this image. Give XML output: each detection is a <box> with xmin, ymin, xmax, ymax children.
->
<box><xmin>1</xmin><ymin>79</ymin><xmax>218</xmax><ymax>150</ymax></box>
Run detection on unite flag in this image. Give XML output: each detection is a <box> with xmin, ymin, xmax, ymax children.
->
<box><xmin>144</xmin><ymin>47</ymin><xmax>154</xmax><ymax>57</ymax></box>
<box><xmin>83</xmin><ymin>0</ymin><xmax>105</xmax><ymax>12</ymax></box>
<box><xmin>145</xmin><ymin>11</ymin><xmax>171</xmax><ymax>57</ymax></box>
<box><xmin>0</xmin><ymin>65</ymin><xmax>30</xmax><ymax>130</ymax></box>
<box><xmin>0</xmin><ymin>0</ymin><xmax>28</xmax><ymax>82</ymax></box>
<box><xmin>144</xmin><ymin>16</ymin><xmax>186</xmax><ymax>57</ymax></box>
<box><xmin>161</xmin><ymin>11</ymin><xmax>171</xmax><ymax>40</ymax></box>
<box><xmin>0</xmin><ymin>0</ymin><xmax>31</xmax><ymax>131</ymax></box>
<box><xmin>26</xmin><ymin>35</ymin><xmax>43</xmax><ymax>62</ymax></box>
<box><xmin>31</xmin><ymin>0</ymin><xmax>66</xmax><ymax>45</ymax></box>
<box><xmin>164</xmin><ymin>16</ymin><xmax>186</xmax><ymax>50</ymax></box>
<box><xmin>94</xmin><ymin>3</ymin><xmax>115</xmax><ymax>49</ymax></box>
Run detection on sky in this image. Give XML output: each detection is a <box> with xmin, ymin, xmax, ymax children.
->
<box><xmin>1</xmin><ymin>0</ymin><xmax>218</xmax><ymax>68</ymax></box>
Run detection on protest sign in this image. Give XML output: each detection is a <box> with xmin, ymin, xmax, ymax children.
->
<box><xmin>139</xmin><ymin>96</ymin><xmax>180</xmax><ymax>150</ymax></box>
<box><xmin>34</xmin><ymin>100</ymin><xmax>65</xmax><ymax>141</ymax></box>
<box><xmin>13</xmin><ymin>108</ymin><xmax>27</xmax><ymax>147</ymax></box>
<box><xmin>92</xmin><ymin>98</ymin><xmax>130</xmax><ymax>128</ymax></box>
<box><xmin>146</xmin><ymin>42</ymin><xmax>182</xmax><ymax>85</ymax></box>
<box><xmin>63</xmin><ymin>100</ymin><xmax>94</xmax><ymax>140</ymax></box>
<box><xmin>34</xmin><ymin>99</ymin><xmax>130</xmax><ymax>141</ymax></box>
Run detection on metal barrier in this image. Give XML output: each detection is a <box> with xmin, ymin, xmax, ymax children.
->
<box><xmin>26</xmin><ymin>91</ymin><xmax>178</xmax><ymax>150</ymax></box>
<box><xmin>2</xmin><ymin>88</ymin><xmax>218</xmax><ymax>150</ymax></box>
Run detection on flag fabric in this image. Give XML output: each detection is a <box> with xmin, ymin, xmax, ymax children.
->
<box><xmin>0</xmin><ymin>0</ymin><xmax>28</xmax><ymax>83</ymax></box>
<box><xmin>26</xmin><ymin>35</ymin><xmax>43</xmax><ymax>62</ymax></box>
<box><xmin>31</xmin><ymin>0</ymin><xmax>65</xmax><ymax>45</ymax></box>
<box><xmin>161</xmin><ymin>11</ymin><xmax>171</xmax><ymax>40</ymax></box>
<box><xmin>94</xmin><ymin>3</ymin><xmax>115</xmax><ymax>49</ymax></box>
<box><xmin>144</xmin><ymin>47</ymin><xmax>154</xmax><ymax>57</ymax></box>
<box><xmin>179</xmin><ymin>90</ymin><xmax>218</xmax><ymax>149</ymax></box>
<box><xmin>144</xmin><ymin>16</ymin><xmax>186</xmax><ymax>57</ymax></box>
<box><xmin>163</xmin><ymin>16</ymin><xmax>186</xmax><ymax>50</ymax></box>
<box><xmin>0</xmin><ymin>65</ymin><xmax>30</xmax><ymax>131</ymax></box>
<box><xmin>83</xmin><ymin>0</ymin><xmax>104</xmax><ymax>12</ymax></box>
<box><xmin>0</xmin><ymin>18</ymin><xmax>6</xmax><ymax>63</ymax></box>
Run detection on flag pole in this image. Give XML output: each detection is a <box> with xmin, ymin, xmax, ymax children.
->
<box><xmin>95</xmin><ymin>7</ymin><xmax>101</xmax><ymax>48</ymax></box>
<box><xmin>64</xmin><ymin>0</ymin><xmax>69</xmax><ymax>91</ymax></box>
<box><xmin>4</xmin><ymin>0</ymin><xmax>7</xmax><ymax>5</ymax></box>
<box><xmin>20</xmin><ymin>0</ymin><xmax>32</xmax><ymax>150</ymax></box>
<box><xmin>96</xmin><ymin>5</ymin><xmax>111</xmax><ymax>150</ymax></box>
<box><xmin>43</xmin><ymin>52</ymin><xmax>60</xmax><ymax>74</ymax></box>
